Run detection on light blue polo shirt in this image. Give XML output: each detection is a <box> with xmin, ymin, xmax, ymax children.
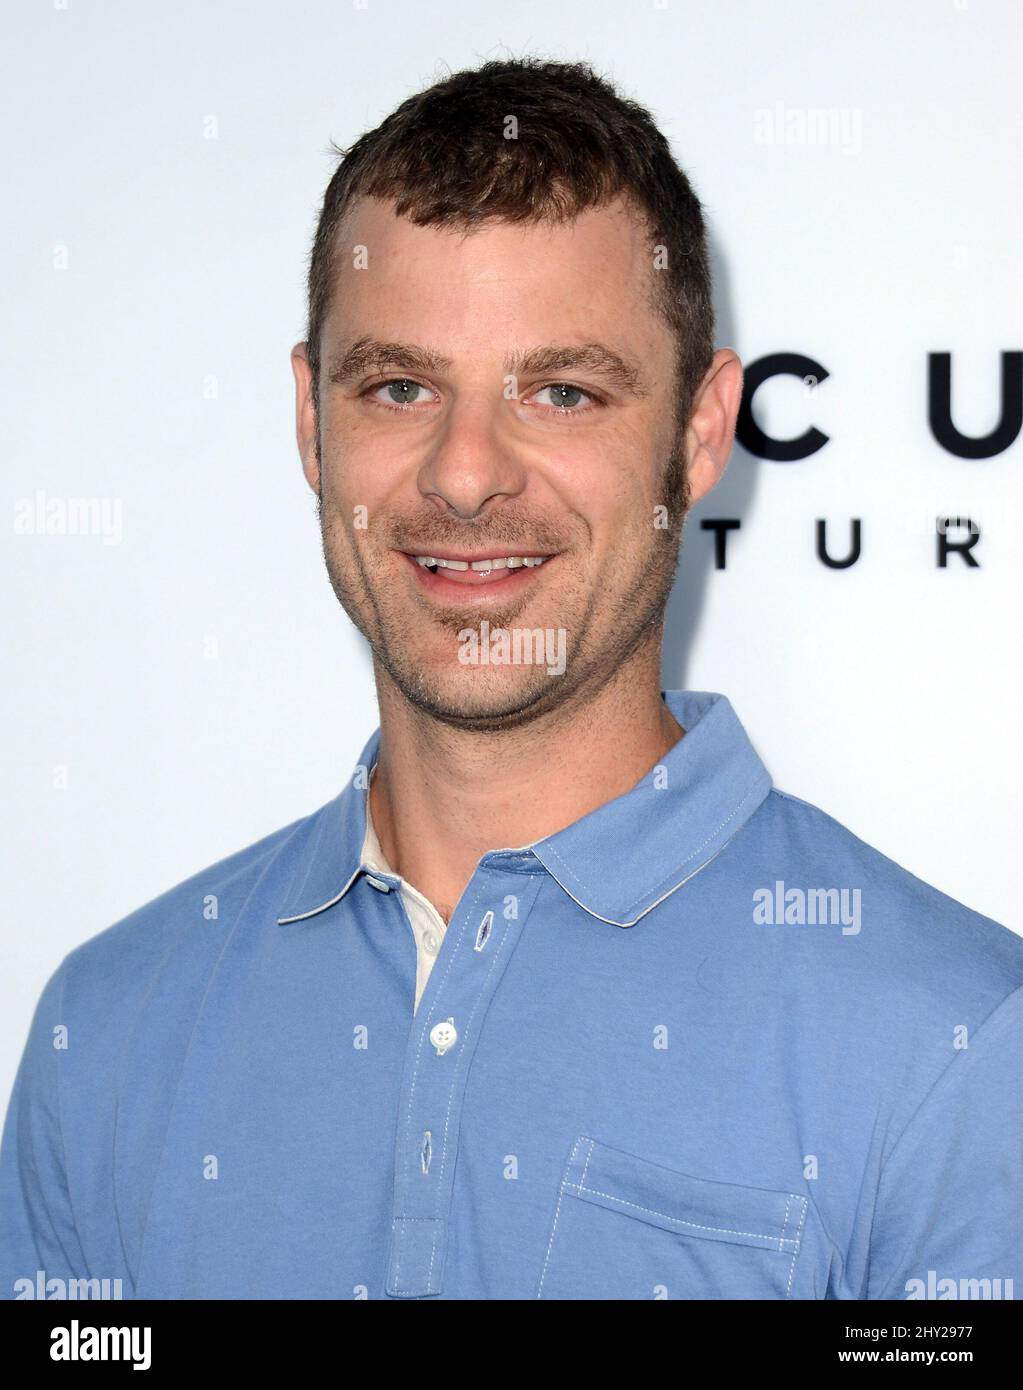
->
<box><xmin>3</xmin><ymin>690</ymin><xmax>1022</xmax><ymax>1300</ymax></box>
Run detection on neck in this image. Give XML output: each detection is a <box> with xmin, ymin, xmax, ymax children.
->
<box><xmin>367</xmin><ymin>639</ymin><xmax>684</xmax><ymax>922</ymax></box>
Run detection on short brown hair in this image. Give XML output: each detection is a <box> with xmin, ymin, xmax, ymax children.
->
<box><xmin>304</xmin><ymin>57</ymin><xmax>714</xmax><ymax>435</ymax></box>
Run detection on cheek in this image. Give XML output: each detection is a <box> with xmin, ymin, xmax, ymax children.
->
<box><xmin>321</xmin><ymin>422</ymin><xmax>402</xmax><ymax>514</ymax></box>
<box><xmin>550</xmin><ymin>456</ymin><xmax>658</xmax><ymax>552</ymax></box>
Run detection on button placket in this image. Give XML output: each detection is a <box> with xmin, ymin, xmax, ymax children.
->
<box><xmin>385</xmin><ymin>866</ymin><xmax>542</xmax><ymax>1298</ymax></box>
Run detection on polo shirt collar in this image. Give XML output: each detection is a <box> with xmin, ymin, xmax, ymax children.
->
<box><xmin>277</xmin><ymin>690</ymin><xmax>772</xmax><ymax>929</ymax></box>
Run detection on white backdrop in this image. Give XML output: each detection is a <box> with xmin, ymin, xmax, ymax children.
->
<box><xmin>3</xmin><ymin>0</ymin><xmax>1021</xmax><ymax>1110</ymax></box>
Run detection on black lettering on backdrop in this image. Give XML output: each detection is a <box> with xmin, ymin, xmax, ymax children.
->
<box><xmin>816</xmin><ymin>519</ymin><xmax>861</xmax><ymax>569</ymax></box>
<box><xmin>736</xmin><ymin>352</ymin><xmax>830</xmax><ymax>461</ymax></box>
<box><xmin>699</xmin><ymin>518</ymin><xmax>741</xmax><ymax>568</ymax></box>
<box><xmin>929</xmin><ymin>352</ymin><xmax>1022</xmax><ymax>458</ymax></box>
<box><xmin>937</xmin><ymin>517</ymin><xmax>981</xmax><ymax>567</ymax></box>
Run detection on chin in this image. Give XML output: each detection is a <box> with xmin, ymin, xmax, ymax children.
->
<box><xmin>393</xmin><ymin>662</ymin><xmax>567</xmax><ymax>730</ymax></box>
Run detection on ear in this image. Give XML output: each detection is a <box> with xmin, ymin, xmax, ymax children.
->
<box><xmin>291</xmin><ymin>341</ymin><xmax>320</xmax><ymax>496</ymax></box>
<box><xmin>684</xmin><ymin>349</ymin><xmax>744</xmax><ymax>506</ymax></box>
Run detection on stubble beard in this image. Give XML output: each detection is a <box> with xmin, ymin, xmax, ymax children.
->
<box><xmin>315</xmin><ymin>437</ymin><xmax>691</xmax><ymax>732</ymax></box>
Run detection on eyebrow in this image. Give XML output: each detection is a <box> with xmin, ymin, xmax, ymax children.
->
<box><xmin>327</xmin><ymin>336</ymin><xmax>650</xmax><ymax>398</ymax></box>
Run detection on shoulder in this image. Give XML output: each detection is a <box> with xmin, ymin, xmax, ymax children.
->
<box><xmin>747</xmin><ymin>785</ymin><xmax>1023</xmax><ymax>1003</ymax></box>
<box><xmin>56</xmin><ymin>803</ymin><xmax>326</xmax><ymax>1022</ymax></box>
<box><xmin>736</xmin><ymin>787</ymin><xmax>1023</xmax><ymax>1161</ymax></box>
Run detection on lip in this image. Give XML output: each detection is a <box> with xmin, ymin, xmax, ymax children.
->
<box><xmin>399</xmin><ymin>550</ymin><xmax>557</xmax><ymax>596</ymax></box>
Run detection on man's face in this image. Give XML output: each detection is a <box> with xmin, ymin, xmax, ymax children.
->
<box><xmin>294</xmin><ymin>194</ymin><xmax>728</xmax><ymax>728</ymax></box>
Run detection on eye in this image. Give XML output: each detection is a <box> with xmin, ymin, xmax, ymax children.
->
<box><xmin>361</xmin><ymin>377</ymin><xmax>602</xmax><ymax>416</ymax></box>
<box><xmin>529</xmin><ymin>383</ymin><xmax>600</xmax><ymax>412</ymax></box>
<box><xmin>365</xmin><ymin>378</ymin><xmax>437</xmax><ymax>411</ymax></box>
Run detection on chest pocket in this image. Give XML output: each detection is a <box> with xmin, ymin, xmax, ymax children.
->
<box><xmin>536</xmin><ymin>1135</ymin><xmax>810</xmax><ymax>1300</ymax></box>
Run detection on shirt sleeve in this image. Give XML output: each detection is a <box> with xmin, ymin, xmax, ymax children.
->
<box><xmin>866</xmin><ymin>983</ymin><xmax>1023</xmax><ymax>1300</ymax></box>
<box><xmin>0</xmin><ymin>957</ymin><xmax>89</xmax><ymax>1298</ymax></box>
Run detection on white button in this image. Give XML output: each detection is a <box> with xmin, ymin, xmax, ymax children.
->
<box><xmin>429</xmin><ymin>1018</ymin><xmax>458</xmax><ymax>1056</ymax></box>
<box><xmin>422</xmin><ymin>930</ymin><xmax>439</xmax><ymax>955</ymax></box>
<box><xmin>365</xmin><ymin>875</ymin><xmax>391</xmax><ymax>892</ymax></box>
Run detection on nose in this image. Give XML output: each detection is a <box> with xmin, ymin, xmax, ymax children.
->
<box><xmin>416</xmin><ymin>391</ymin><xmax>527</xmax><ymax>519</ymax></box>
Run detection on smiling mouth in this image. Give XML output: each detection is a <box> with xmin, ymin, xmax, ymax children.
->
<box><xmin>414</xmin><ymin>553</ymin><xmax>549</xmax><ymax>573</ymax></box>
<box><xmin>400</xmin><ymin>550</ymin><xmax>555</xmax><ymax>590</ymax></box>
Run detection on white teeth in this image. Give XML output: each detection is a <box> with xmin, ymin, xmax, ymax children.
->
<box><xmin>468</xmin><ymin>555</ymin><xmax>547</xmax><ymax>572</ymax></box>
<box><xmin>413</xmin><ymin>556</ymin><xmax>468</xmax><ymax>571</ymax></box>
<box><xmin>413</xmin><ymin>554</ymin><xmax>548</xmax><ymax>572</ymax></box>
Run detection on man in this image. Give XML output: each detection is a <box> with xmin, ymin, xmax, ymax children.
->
<box><xmin>3</xmin><ymin>57</ymin><xmax>1021</xmax><ymax>1303</ymax></box>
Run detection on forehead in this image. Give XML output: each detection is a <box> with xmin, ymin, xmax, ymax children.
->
<box><xmin>327</xmin><ymin>194</ymin><xmax>666</xmax><ymax>348</ymax></box>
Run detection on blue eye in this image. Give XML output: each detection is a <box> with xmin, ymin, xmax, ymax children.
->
<box><xmin>373</xmin><ymin>378</ymin><xmax>429</xmax><ymax>407</ymax></box>
<box><xmin>534</xmin><ymin>384</ymin><xmax>590</xmax><ymax>409</ymax></box>
<box><xmin>362</xmin><ymin>377</ymin><xmax>600</xmax><ymax>416</ymax></box>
